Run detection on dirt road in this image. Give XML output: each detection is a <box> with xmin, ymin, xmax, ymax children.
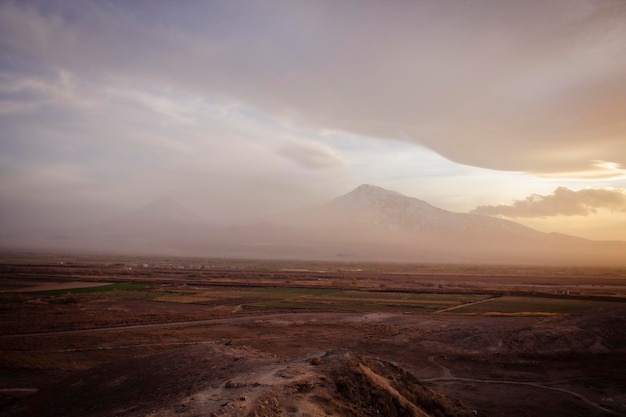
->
<box><xmin>434</xmin><ymin>296</ymin><xmax>498</xmax><ymax>314</ymax></box>
<box><xmin>425</xmin><ymin>356</ymin><xmax>622</xmax><ymax>416</ymax></box>
<box><xmin>0</xmin><ymin>312</ymin><xmax>362</xmax><ymax>338</ymax></box>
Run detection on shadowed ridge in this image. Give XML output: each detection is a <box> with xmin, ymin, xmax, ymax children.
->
<box><xmin>12</xmin><ymin>343</ymin><xmax>474</xmax><ymax>417</ymax></box>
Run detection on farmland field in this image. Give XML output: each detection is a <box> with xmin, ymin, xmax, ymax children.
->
<box><xmin>449</xmin><ymin>295</ymin><xmax>626</xmax><ymax>315</ymax></box>
<box><xmin>1</xmin><ymin>254</ymin><xmax>626</xmax><ymax>417</ymax></box>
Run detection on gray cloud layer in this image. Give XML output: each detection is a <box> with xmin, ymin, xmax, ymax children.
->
<box><xmin>472</xmin><ymin>187</ymin><xmax>626</xmax><ymax>217</ymax></box>
<box><xmin>277</xmin><ymin>140</ymin><xmax>345</xmax><ymax>170</ymax></box>
<box><xmin>2</xmin><ymin>0</ymin><xmax>625</xmax><ymax>178</ymax></box>
<box><xmin>2</xmin><ymin>0</ymin><xmax>626</xmax><ymax>239</ymax></box>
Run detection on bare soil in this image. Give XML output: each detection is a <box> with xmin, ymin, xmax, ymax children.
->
<box><xmin>4</xmin><ymin>282</ymin><xmax>112</xmax><ymax>292</ymax></box>
<box><xmin>1</xmin><ymin>256</ymin><xmax>626</xmax><ymax>417</ymax></box>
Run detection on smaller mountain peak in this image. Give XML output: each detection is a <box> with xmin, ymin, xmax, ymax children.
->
<box><xmin>130</xmin><ymin>197</ymin><xmax>201</xmax><ymax>223</ymax></box>
<box><xmin>142</xmin><ymin>196</ymin><xmax>182</xmax><ymax>210</ymax></box>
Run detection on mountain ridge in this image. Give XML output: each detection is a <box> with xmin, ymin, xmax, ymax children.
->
<box><xmin>3</xmin><ymin>185</ymin><xmax>625</xmax><ymax>265</ymax></box>
<box><xmin>280</xmin><ymin>184</ymin><xmax>544</xmax><ymax>239</ymax></box>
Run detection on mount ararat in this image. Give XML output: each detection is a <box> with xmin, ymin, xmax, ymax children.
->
<box><xmin>10</xmin><ymin>185</ymin><xmax>626</xmax><ymax>265</ymax></box>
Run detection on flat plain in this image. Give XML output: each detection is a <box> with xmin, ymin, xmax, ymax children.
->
<box><xmin>1</xmin><ymin>254</ymin><xmax>625</xmax><ymax>417</ymax></box>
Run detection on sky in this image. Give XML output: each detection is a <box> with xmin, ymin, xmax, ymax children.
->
<box><xmin>1</xmin><ymin>0</ymin><xmax>626</xmax><ymax>241</ymax></box>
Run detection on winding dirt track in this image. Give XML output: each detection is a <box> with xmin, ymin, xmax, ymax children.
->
<box><xmin>433</xmin><ymin>296</ymin><xmax>498</xmax><ymax>314</ymax></box>
<box><xmin>0</xmin><ymin>312</ymin><xmax>358</xmax><ymax>339</ymax></box>
<box><xmin>4</xmin><ymin>310</ymin><xmax>625</xmax><ymax>416</ymax></box>
<box><xmin>424</xmin><ymin>356</ymin><xmax>623</xmax><ymax>416</ymax></box>
<box><xmin>0</xmin><ymin>318</ymin><xmax>223</xmax><ymax>339</ymax></box>
<box><xmin>0</xmin><ymin>389</ymin><xmax>38</xmax><ymax>393</ymax></box>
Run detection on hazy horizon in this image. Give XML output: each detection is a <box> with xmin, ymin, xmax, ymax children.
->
<box><xmin>2</xmin><ymin>183</ymin><xmax>625</xmax><ymax>268</ymax></box>
<box><xmin>2</xmin><ymin>0</ymin><xmax>626</xmax><ymax>247</ymax></box>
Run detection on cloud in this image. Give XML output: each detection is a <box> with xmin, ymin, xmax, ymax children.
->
<box><xmin>277</xmin><ymin>140</ymin><xmax>345</xmax><ymax>170</ymax></box>
<box><xmin>0</xmin><ymin>70</ymin><xmax>96</xmax><ymax>114</ymax></box>
<box><xmin>471</xmin><ymin>187</ymin><xmax>626</xmax><ymax>218</ymax></box>
<box><xmin>536</xmin><ymin>161</ymin><xmax>626</xmax><ymax>179</ymax></box>
<box><xmin>2</xmin><ymin>0</ymin><xmax>626</xmax><ymax>242</ymax></box>
<box><xmin>0</xmin><ymin>70</ymin><xmax>351</xmax><ymax>231</ymax></box>
<box><xmin>2</xmin><ymin>0</ymin><xmax>625</xmax><ymax>178</ymax></box>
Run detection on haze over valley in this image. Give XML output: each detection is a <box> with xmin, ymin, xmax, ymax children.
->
<box><xmin>7</xmin><ymin>184</ymin><xmax>625</xmax><ymax>266</ymax></box>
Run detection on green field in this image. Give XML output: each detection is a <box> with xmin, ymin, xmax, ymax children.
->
<box><xmin>243</xmin><ymin>290</ymin><xmax>488</xmax><ymax>313</ymax></box>
<box><xmin>451</xmin><ymin>296</ymin><xmax>626</xmax><ymax>315</ymax></box>
<box><xmin>32</xmin><ymin>283</ymin><xmax>151</xmax><ymax>296</ymax></box>
<box><xmin>12</xmin><ymin>283</ymin><xmax>493</xmax><ymax>313</ymax></box>
<box><xmin>150</xmin><ymin>286</ymin><xmax>491</xmax><ymax>313</ymax></box>
<box><xmin>15</xmin><ymin>280</ymin><xmax>626</xmax><ymax>315</ymax></box>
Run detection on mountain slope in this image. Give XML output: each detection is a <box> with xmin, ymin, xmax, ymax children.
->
<box><xmin>255</xmin><ymin>184</ymin><xmax>626</xmax><ymax>265</ymax></box>
<box><xmin>122</xmin><ymin>196</ymin><xmax>204</xmax><ymax>226</ymax></box>
<box><xmin>310</xmin><ymin>184</ymin><xmax>541</xmax><ymax>237</ymax></box>
<box><xmin>6</xmin><ymin>185</ymin><xmax>625</xmax><ymax>265</ymax></box>
<box><xmin>26</xmin><ymin>197</ymin><xmax>216</xmax><ymax>255</ymax></box>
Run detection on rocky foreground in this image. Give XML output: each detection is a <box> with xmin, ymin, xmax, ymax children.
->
<box><xmin>11</xmin><ymin>342</ymin><xmax>474</xmax><ymax>417</ymax></box>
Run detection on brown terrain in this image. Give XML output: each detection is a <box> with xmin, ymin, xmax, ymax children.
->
<box><xmin>1</xmin><ymin>254</ymin><xmax>626</xmax><ymax>416</ymax></box>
